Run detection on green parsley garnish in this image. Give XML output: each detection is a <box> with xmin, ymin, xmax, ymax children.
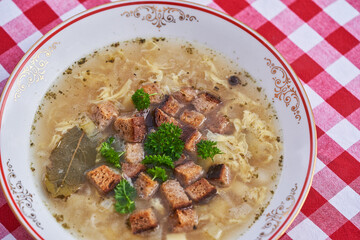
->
<box><xmin>131</xmin><ymin>88</ymin><xmax>156</xmax><ymax>111</ymax></box>
<box><xmin>147</xmin><ymin>167</ymin><xmax>168</xmax><ymax>182</ymax></box>
<box><xmin>99</xmin><ymin>137</ymin><xmax>124</xmax><ymax>168</ymax></box>
<box><xmin>114</xmin><ymin>179</ymin><xmax>136</xmax><ymax>214</ymax></box>
<box><xmin>196</xmin><ymin>140</ymin><xmax>222</xmax><ymax>161</ymax></box>
<box><xmin>144</xmin><ymin>123</ymin><xmax>184</xmax><ymax>161</ymax></box>
<box><xmin>142</xmin><ymin>155</ymin><xmax>174</xmax><ymax>169</ymax></box>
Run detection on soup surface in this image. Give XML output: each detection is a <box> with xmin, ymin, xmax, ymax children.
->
<box><xmin>31</xmin><ymin>38</ymin><xmax>283</xmax><ymax>240</ymax></box>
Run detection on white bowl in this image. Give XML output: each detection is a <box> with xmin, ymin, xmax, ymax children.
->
<box><xmin>0</xmin><ymin>0</ymin><xmax>316</xmax><ymax>239</ymax></box>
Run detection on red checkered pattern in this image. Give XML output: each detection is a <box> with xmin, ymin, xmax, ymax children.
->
<box><xmin>0</xmin><ymin>0</ymin><xmax>359</xmax><ymax>239</ymax></box>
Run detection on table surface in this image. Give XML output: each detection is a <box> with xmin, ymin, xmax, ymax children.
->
<box><xmin>0</xmin><ymin>0</ymin><xmax>359</xmax><ymax>239</ymax></box>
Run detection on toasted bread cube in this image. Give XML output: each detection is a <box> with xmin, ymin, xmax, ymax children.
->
<box><xmin>129</xmin><ymin>208</ymin><xmax>158</xmax><ymax>234</ymax></box>
<box><xmin>208</xmin><ymin>115</ymin><xmax>233</xmax><ymax>134</ymax></box>
<box><xmin>185</xmin><ymin>178</ymin><xmax>217</xmax><ymax>203</ymax></box>
<box><xmin>183</xmin><ymin>129</ymin><xmax>202</xmax><ymax>152</ymax></box>
<box><xmin>192</xmin><ymin>92</ymin><xmax>221</xmax><ymax>114</ymax></box>
<box><xmin>175</xmin><ymin>161</ymin><xmax>204</xmax><ymax>186</ymax></box>
<box><xmin>90</xmin><ymin>101</ymin><xmax>118</xmax><ymax>130</ymax></box>
<box><xmin>161</xmin><ymin>180</ymin><xmax>192</xmax><ymax>210</ymax></box>
<box><xmin>121</xmin><ymin>163</ymin><xmax>146</xmax><ymax>179</ymax></box>
<box><xmin>135</xmin><ymin>172</ymin><xmax>159</xmax><ymax>200</ymax></box>
<box><xmin>161</xmin><ymin>95</ymin><xmax>184</xmax><ymax>116</ymax></box>
<box><xmin>87</xmin><ymin>165</ymin><xmax>121</xmax><ymax>194</ymax></box>
<box><xmin>207</xmin><ymin>164</ymin><xmax>231</xmax><ymax>187</ymax></box>
<box><xmin>125</xmin><ymin>143</ymin><xmax>144</xmax><ymax>163</ymax></box>
<box><xmin>142</xmin><ymin>83</ymin><xmax>162</xmax><ymax>103</ymax></box>
<box><xmin>114</xmin><ymin>115</ymin><xmax>146</xmax><ymax>142</ymax></box>
<box><xmin>175</xmin><ymin>87</ymin><xmax>198</xmax><ymax>102</ymax></box>
<box><xmin>172</xmin><ymin>208</ymin><xmax>198</xmax><ymax>233</ymax></box>
<box><xmin>155</xmin><ymin>108</ymin><xmax>180</xmax><ymax>127</ymax></box>
<box><xmin>180</xmin><ymin>110</ymin><xmax>205</xmax><ymax>128</ymax></box>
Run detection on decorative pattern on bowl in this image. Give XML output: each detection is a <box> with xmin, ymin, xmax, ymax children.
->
<box><xmin>121</xmin><ymin>5</ymin><xmax>199</xmax><ymax>29</ymax></box>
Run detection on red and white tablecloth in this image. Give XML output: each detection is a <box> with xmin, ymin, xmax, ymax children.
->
<box><xmin>0</xmin><ymin>0</ymin><xmax>359</xmax><ymax>239</ymax></box>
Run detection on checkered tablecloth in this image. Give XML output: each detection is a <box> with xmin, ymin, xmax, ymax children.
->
<box><xmin>0</xmin><ymin>0</ymin><xmax>359</xmax><ymax>239</ymax></box>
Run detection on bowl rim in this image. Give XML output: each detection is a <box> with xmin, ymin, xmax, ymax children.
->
<box><xmin>0</xmin><ymin>0</ymin><xmax>317</xmax><ymax>239</ymax></box>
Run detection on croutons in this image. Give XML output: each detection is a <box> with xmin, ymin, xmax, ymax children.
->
<box><xmin>175</xmin><ymin>161</ymin><xmax>204</xmax><ymax>186</ymax></box>
<box><xmin>175</xmin><ymin>87</ymin><xmax>198</xmax><ymax>102</ymax></box>
<box><xmin>114</xmin><ymin>115</ymin><xmax>146</xmax><ymax>142</ymax></box>
<box><xmin>192</xmin><ymin>92</ymin><xmax>221</xmax><ymax>114</ymax></box>
<box><xmin>182</xmin><ymin>128</ymin><xmax>202</xmax><ymax>152</ymax></box>
<box><xmin>121</xmin><ymin>163</ymin><xmax>146</xmax><ymax>179</ymax></box>
<box><xmin>161</xmin><ymin>180</ymin><xmax>192</xmax><ymax>210</ymax></box>
<box><xmin>142</xmin><ymin>83</ymin><xmax>162</xmax><ymax>103</ymax></box>
<box><xmin>208</xmin><ymin>115</ymin><xmax>233</xmax><ymax>134</ymax></box>
<box><xmin>135</xmin><ymin>172</ymin><xmax>159</xmax><ymax>200</ymax></box>
<box><xmin>125</xmin><ymin>143</ymin><xmax>144</xmax><ymax>163</ymax></box>
<box><xmin>90</xmin><ymin>101</ymin><xmax>118</xmax><ymax>130</ymax></box>
<box><xmin>161</xmin><ymin>95</ymin><xmax>184</xmax><ymax>116</ymax></box>
<box><xmin>171</xmin><ymin>208</ymin><xmax>198</xmax><ymax>232</ymax></box>
<box><xmin>87</xmin><ymin>165</ymin><xmax>121</xmax><ymax>194</ymax></box>
<box><xmin>129</xmin><ymin>208</ymin><xmax>158</xmax><ymax>234</ymax></box>
<box><xmin>180</xmin><ymin>110</ymin><xmax>205</xmax><ymax>128</ymax></box>
<box><xmin>185</xmin><ymin>178</ymin><xmax>217</xmax><ymax>203</ymax></box>
<box><xmin>155</xmin><ymin>108</ymin><xmax>180</xmax><ymax>127</ymax></box>
<box><xmin>207</xmin><ymin>164</ymin><xmax>231</xmax><ymax>187</ymax></box>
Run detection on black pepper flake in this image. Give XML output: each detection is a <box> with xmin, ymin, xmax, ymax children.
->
<box><xmin>185</xmin><ymin>47</ymin><xmax>194</xmax><ymax>54</ymax></box>
<box><xmin>77</xmin><ymin>57</ymin><xmax>86</xmax><ymax>65</ymax></box>
<box><xmin>214</xmin><ymin>86</ymin><xmax>219</xmax><ymax>91</ymax></box>
<box><xmin>279</xmin><ymin>155</ymin><xmax>283</xmax><ymax>167</ymax></box>
<box><xmin>64</xmin><ymin>67</ymin><xmax>72</xmax><ymax>75</ymax></box>
<box><xmin>228</xmin><ymin>75</ymin><xmax>241</xmax><ymax>86</ymax></box>
<box><xmin>106</xmin><ymin>57</ymin><xmax>115</xmax><ymax>63</ymax></box>
<box><xmin>111</xmin><ymin>42</ymin><xmax>119</xmax><ymax>47</ymax></box>
<box><xmin>257</xmin><ymin>87</ymin><xmax>262</xmax><ymax>92</ymax></box>
<box><xmin>276</xmin><ymin>136</ymin><xmax>280</xmax><ymax>142</ymax></box>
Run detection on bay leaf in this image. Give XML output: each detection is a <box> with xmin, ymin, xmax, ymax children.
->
<box><xmin>44</xmin><ymin>127</ymin><xmax>97</xmax><ymax>198</ymax></box>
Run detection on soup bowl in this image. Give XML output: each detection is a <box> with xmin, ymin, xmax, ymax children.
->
<box><xmin>0</xmin><ymin>0</ymin><xmax>316</xmax><ymax>239</ymax></box>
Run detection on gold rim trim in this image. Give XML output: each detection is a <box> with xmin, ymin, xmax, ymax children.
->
<box><xmin>0</xmin><ymin>0</ymin><xmax>318</xmax><ymax>239</ymax></box>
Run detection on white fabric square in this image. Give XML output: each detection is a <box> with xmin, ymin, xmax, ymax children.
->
<box><xmin>252</xmin><ymin>0</ymin><xmax>286</xmax><ymax>20</ymax></box>
<box><xmin>324</xmin><ymin>0</ymin><xmax>359</xmax><ymax>25</ymax></box>
<box><xmin>326</xmin><ymin>56</ymin><xmax>360</xmax><ymax>86</ymax></box>
<box><xmin>288</xmin><ymin>218</ymin><xmax>328</xmax><ymax>240</ymax></box>
<box><xmin>60</xmin><ymin>5</ymin><xmax>87</xmax><ymax>21</ymax></box>
<box><xmin>314</xmin><ymin>158</ymin><xmax>326</xmax><ymax>175</ymax></box>
<box><xmin>0</xmin><ymin>0</ymin><xmax>22</xmax><ymax>26</ymax></box>
<box><xmin>329</xmin><ymin>186</ymin><xmax>360</xmax><ymax>219</ymax></box>
<box><xmin>2</xmin><ymin>234</ymin><xmax>16</xmax><ymax>240</ymax></box>
<box><xmin>303</xmin><ymin>84</ymin><xmax>324</xmax><ymax>109</ymax></box>
<box><xmin>288</xmin><ymin>24</ymin><xmax>323</xmax><ymax>52</ymax></box>
<box><xmin>18</xmin><ymin>31</ymin><xmax>43</xmax><ymax>53</ymax></box>
<box><xmin>0</xmin><ymin>64</ymin><xmax>10</xmax><ymax>82</ymax></box>
<box><xmin>327</xmin><ymin>119</ymin><xmax>360</xmax><ymax>150</ymax></box>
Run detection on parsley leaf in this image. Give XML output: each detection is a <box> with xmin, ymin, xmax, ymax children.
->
<box><xmin>144</xmin><ymin>123</ymin><xmax>184</xmax><ymax>161</ymax></box>
<box><xmin>196</xmin><ymin>140</ymin><xmax>222</xmax><ymax>161</ymax></box>
<box><xmin>147</xmin><ymin>167</ymin><xmax>168</xmax><ymax>182</ymax></box>
<box><xmin>131</xmin><ymin>88</ymin><xmax>156</xmax><ymax>111</ymax></box>
<box><xmin>142</xmin><ymin>155</ymin><xmax>174</xmax><ymax>169</ymax></box>
<box><xmin>114</xmin><ymin>179</ymin><xmax>136</xmax><ymax>214</ymax></box>
<box><xmin>99</xmin><ymin>137</ymin><xmax>124</xmax><ymax>168</ymax></box>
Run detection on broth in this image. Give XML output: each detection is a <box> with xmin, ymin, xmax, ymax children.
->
<box><xmin>30</xmin><ymin>38</ymin><xmax>282</xmax><ymax>240</ymax></box>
